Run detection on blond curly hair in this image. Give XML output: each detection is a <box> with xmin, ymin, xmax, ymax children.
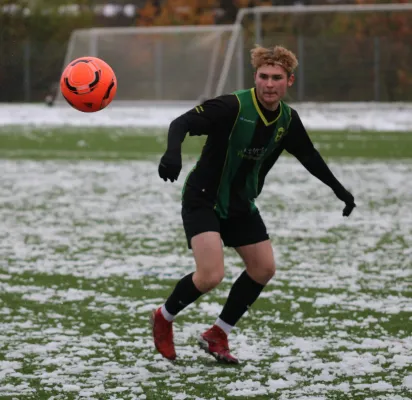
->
<box><xmin>250</xmin><ymin>45</ymin><xmax>298</xmax><ymax>76</ymax></box>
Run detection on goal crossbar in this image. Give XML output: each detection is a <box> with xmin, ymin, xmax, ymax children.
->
<box><xmin>75</xmin><ymin>24</ymin><xmax>237</xmax><ymax>36</ymax></box>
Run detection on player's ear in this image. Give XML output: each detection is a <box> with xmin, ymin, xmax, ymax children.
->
<box><xmin>287</xmin><ymin>73</ymin><xmax>295</xmax><ymax>87</ymax></box>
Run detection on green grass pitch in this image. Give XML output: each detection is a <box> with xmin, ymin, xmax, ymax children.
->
<box><xmin>0</xmin><ymin>126</ymin><xmax>411</xmax><ymax>399</ymax></box>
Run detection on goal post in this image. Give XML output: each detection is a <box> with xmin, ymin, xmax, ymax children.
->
<box><xmin>58</xmin><ymin>24</ymin><xmax>243</xmax><ymax>105</ymax></box>
<box><xmin>218</xmin><ymin>2</ymin><xmax>412</xmax><ymax>101</ymax></box>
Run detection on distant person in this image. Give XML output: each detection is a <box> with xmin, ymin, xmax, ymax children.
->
<box><xmin>44</xmin><ymin>82</ymin><xmax>58</xmax><ymax>107</ymax></box>
<box><xmin>152</xmin><ymin>44</ymin><xmax>356</xmax><ymax>364</ymax></box>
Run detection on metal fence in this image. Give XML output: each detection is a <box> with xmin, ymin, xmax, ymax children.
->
<box><xmin>4</xmin><ymin>34</ymin><xmax>411</xmax><ymax>104</ymax></box>
<box><xmin>0</xmin><ymin>40</ymin><xmax>66</xmax><ymax>103</ymax></box>
<box><xmin>239</xmin><ymin>34</ymin><xmax>412</xmax><ymax>102</ymax></box>
<box><xmin>219</xmin><ymin>3</ymin><xmax>412</xmax><ymax>102</ymax></box>
<box><xmin>2</xmin><ymin>3</ymin><xmax>412</xmax><ymax>103</ymax></box>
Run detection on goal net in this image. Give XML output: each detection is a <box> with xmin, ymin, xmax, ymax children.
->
<box><xmin>57</xmin><ymin>24</ymin><xmax>242</xmax><ymax>105</ymax></box>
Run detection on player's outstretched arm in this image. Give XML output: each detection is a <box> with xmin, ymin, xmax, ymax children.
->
<box><xmin>298</xmin><ymin>149</ymin><xmax>356</xmax><ymax>217</ymax></box>
<box><xmin>285</xmin><ymin>109</ymin><xmax>356</xmax><ymax>217</ymax></box>
<box><xmin>299</xmin><ymin>148</ymin><xmax>356</xmax><ymax>217</ymax></box>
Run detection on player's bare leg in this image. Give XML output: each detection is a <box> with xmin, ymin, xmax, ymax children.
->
<box><xmin>191</xmin><ymin>232</ymin><xmax>225</xmax><ymax>293</ymax></box>
<box><xmin>152</xmin><ymin>232</ymin><xmax>224</xmax><ymax>360</ymax></box>
<box><xmin>237</xmin><ymin>240</ymin><xmax>276</xmax><ymax>286</ymax></box>
<box><xmin>187</xmin><ymin>232</ymin><xmax>239</xmax><ymax>363</ymax></box>
<box><xmin>200</xmin><ymin>240</ymin><xmax>275</xmax><ymax>364</ymax></box>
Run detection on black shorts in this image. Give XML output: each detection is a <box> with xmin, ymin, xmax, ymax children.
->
<box><xmin>181</xmin><ymin>207</ymin><xmax>269</xmax><ymax>249</ymax></box>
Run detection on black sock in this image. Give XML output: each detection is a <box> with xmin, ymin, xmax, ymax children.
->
<box><xmin>164</xmin><ymin>272</ymin><xmax>203</xmax><ymax>316</ymax></box>
<box><xmin>219</xmin><ymin>271</ymin><xmax>265</xmax><ymax>326</ymax></box>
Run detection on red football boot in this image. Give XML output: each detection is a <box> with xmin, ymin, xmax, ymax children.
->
<box><xmin>198</xmin><ymin>325</ymin><xmax>239</xmax><ymax>364</ymax></box>
<box><xmin>150</xmin><ymin>308</ymin><xmax>176</xmax><ymax>361</ymax></box>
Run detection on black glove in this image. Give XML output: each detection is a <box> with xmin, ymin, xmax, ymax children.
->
<box><xmin>158</xmin><ymin>151</ymin><xmax>182</xmax><ymax>182</ymax></box>
<box><xmin>334</xmin><ymin>187</ymin><xmax>356</xmax><ymax>217</ymax></box>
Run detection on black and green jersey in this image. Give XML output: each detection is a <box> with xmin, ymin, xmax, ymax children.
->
<box><xmin>212</xmin><ymin>88</ymin><xmax>291</xmax><ymax>218</ymax></box>
<box><xmin>167</xmin><ymin>87</ymin><xmax>344</xmax><ymax>218</ymax></box>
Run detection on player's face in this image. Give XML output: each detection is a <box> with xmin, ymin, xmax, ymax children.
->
<box><xmin>254</xmin><ymin>65</ymin><xmax>294</xmax><ymax>110</ymax></box>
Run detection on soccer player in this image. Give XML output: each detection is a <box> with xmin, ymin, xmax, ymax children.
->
<box><xmin>151</xmin><ymin>45</ymin><xmax>356</xmax><ymax>364</ymax></box>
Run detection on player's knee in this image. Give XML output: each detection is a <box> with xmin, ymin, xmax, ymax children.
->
<box><xmin>261</xmin><ymin>261</ymin><xmax>276</xmax><ymax>281</ymax></box>
<box><xmin>205</xmin><ymin>270</ymin><xmax>225</xmax><ymax>291</ymax></box>
<box><xmin>268</xmin><ymin>262</ymin><xmax>276</xmax><ymax>279</ymax></box>
<box><xmin>194</xmin><ymin>269</ymin><xmax>224</xmax><ymax>292</ymax></box>
<box><xmin>248</xmin><ymin>261</ymin><xmax>276</xmax><ymax>284</ymax></box>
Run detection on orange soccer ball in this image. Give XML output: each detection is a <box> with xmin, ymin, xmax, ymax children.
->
<box><xmin>60</xmin><ymin>56</ymin><xmax>117</xmax><ymax>112</ymax></box>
